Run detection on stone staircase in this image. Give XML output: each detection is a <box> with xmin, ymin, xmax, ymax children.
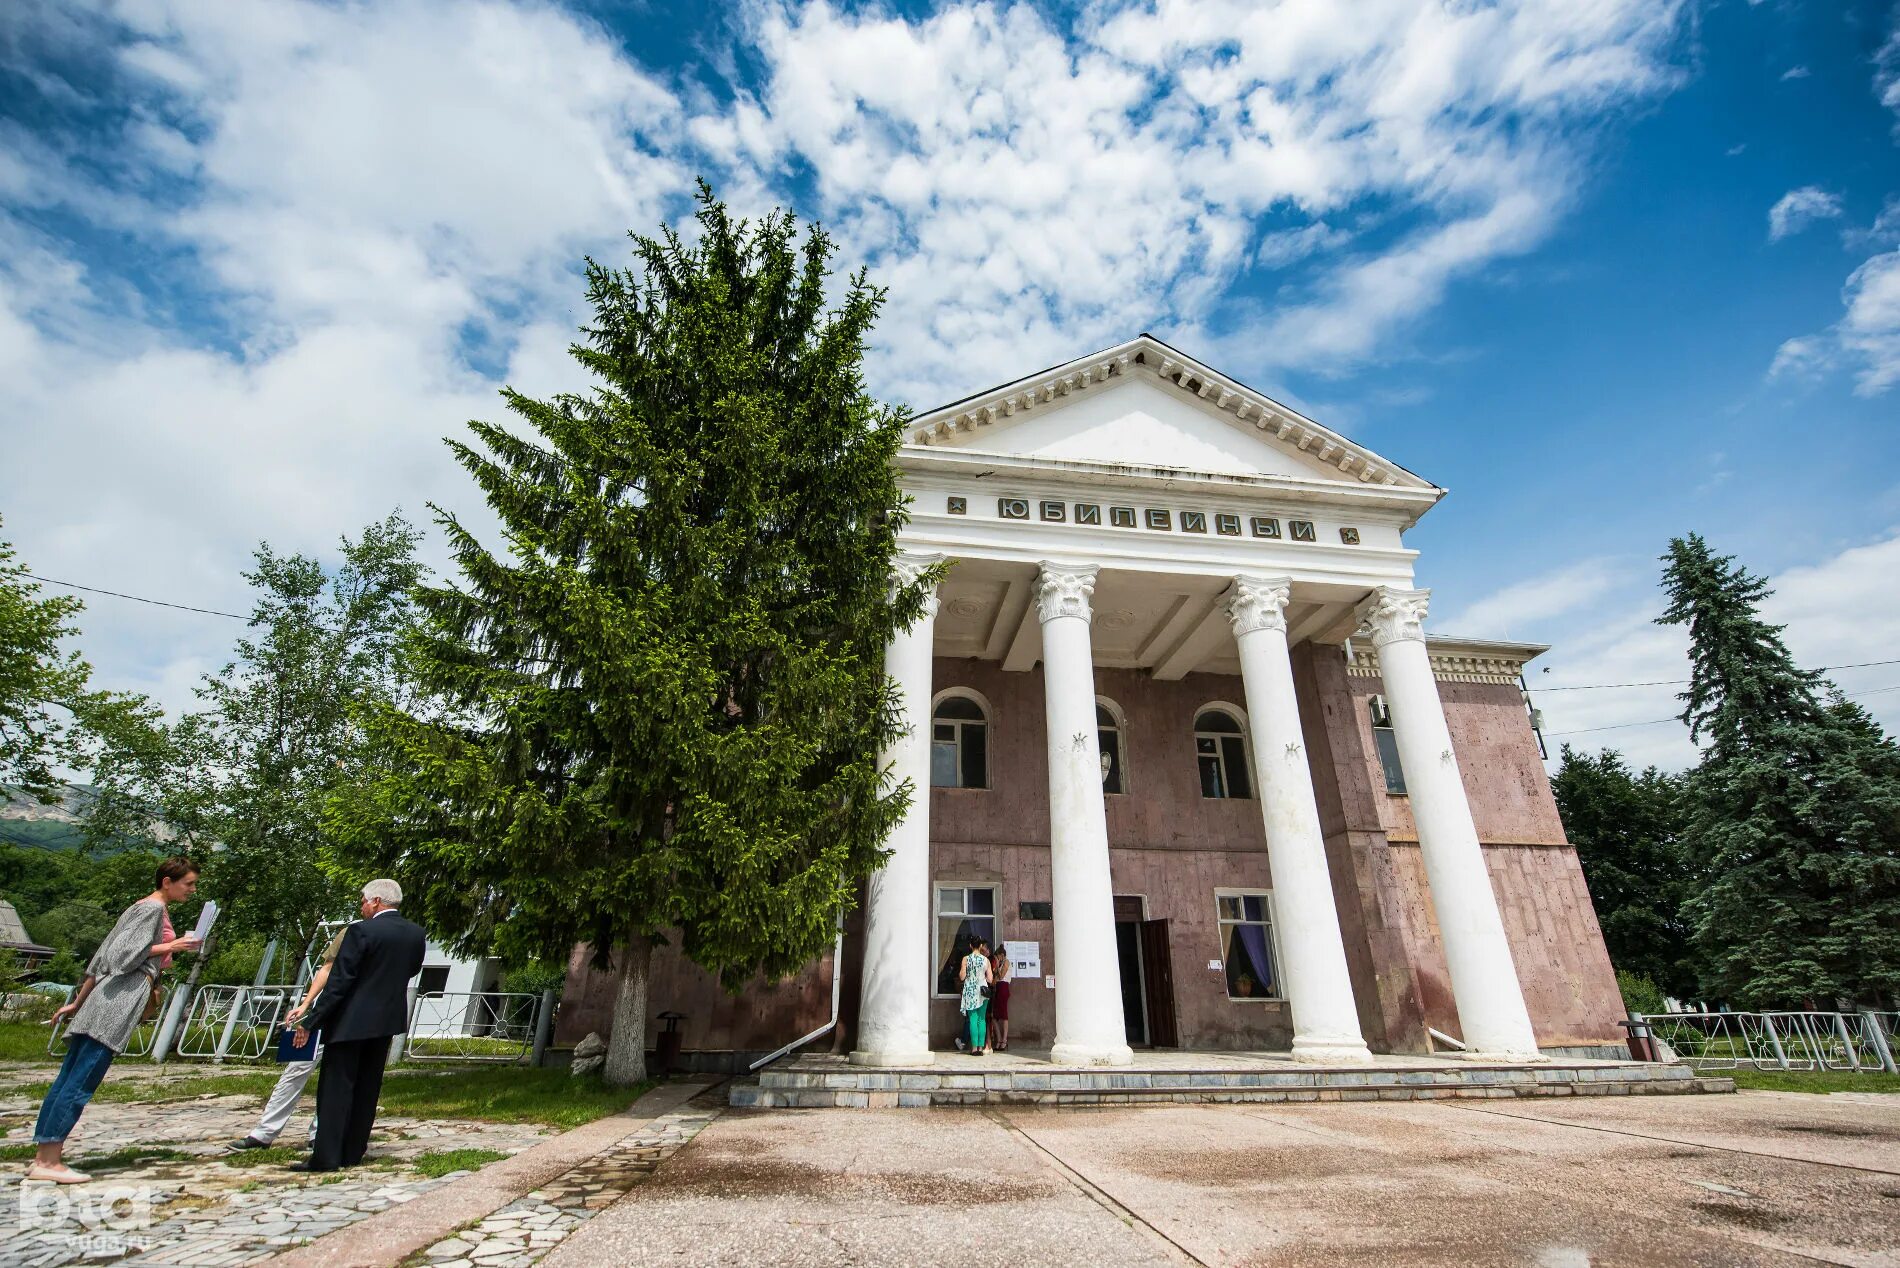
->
<box><xmin>729</xmin><ymin>1058</ymin><xmax>1731</xmax><ymax>1109</ymax></box>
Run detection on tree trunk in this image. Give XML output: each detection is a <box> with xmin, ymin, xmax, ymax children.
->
<box><xmin>602</xmin><ymin>934</ymin><xmax>651</xmax><ymax>1087</ymax></box>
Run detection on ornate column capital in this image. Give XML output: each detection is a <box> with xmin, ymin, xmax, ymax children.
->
<box><xmin>1354</xmin><ymin>586</ymin><xmax>1430</xmax><ymax>648</ymax></box>
<box><xmin>892</xmin><ymin>551</ymin><xmax>946</xmax><ymax>618</ymax></box>
<box><xmin>1223</xmin><ymin>574</ymin><xmax>1293</xmax><ymax>637</ymax></box>
<box><xmin>1033</xmin><ymin>561</ymin><xmax>1098</xmax><ymax>624</ymax></box>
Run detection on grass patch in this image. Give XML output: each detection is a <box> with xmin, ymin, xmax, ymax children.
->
<box><xmin>0</xmin><ymin>1142</ymin><xmax>34</xmax><ymax>1160</ymax></box>
<box><xmin>375</xmin><ymin>1066</ymin><xmax>653</xmax><ymax>1128</ymax></box>
<box><xmin>221</xmin><ymin>1145</ymin><xmax>303</xmax><ymax>1168</ymax></box>
<box><xmin>69</xmin><ymin>1146</ymin><xmax>194</xmax><ymax>1171</ymax></box>
<box><xmin>0</xmin><ymin>1021</ymin><xmax>58</xmax><ymax>1063</ymax></box>
<box><xmin>3</xmin><ymin>1050</ymin><xmax>650</xmax><ymax>1129</ymax></box>
<box><xmin>1725</xmin><ymin>1068</ymin><xmax>1900</xmax><ymax>1094</ymax></box>
<box><xmin>7</xmin><ymin>1070</ymin><xmax>283</xmax><ymax>1107</ymax></box>
<box><xmin>410</xmin><ymin>1147</ymin><xmax>509</xmax><ymax>1178</ymax></box>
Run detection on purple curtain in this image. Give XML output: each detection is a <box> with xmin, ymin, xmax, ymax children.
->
<box><xmin>1234</xmin><ymin>925</ymin><xmax>1274</xmax><ymax>994</ymax></box>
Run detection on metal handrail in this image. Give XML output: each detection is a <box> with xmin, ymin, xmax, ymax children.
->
<box><xmin>1638</xmin><ymin>1010</ymin><xmax>1898</xmax><ymax>1074</ymax></box>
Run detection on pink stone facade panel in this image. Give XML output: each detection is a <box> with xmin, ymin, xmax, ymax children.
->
<box><xmin>557</xmin><ymin>646</ymin><xmax>1624</xmax><ymax>1058</ymax></box>
<box><xmin>1387</xmin><ymin>841</ymin><xmax>1625</xmax><ymax>1047</ymax></box>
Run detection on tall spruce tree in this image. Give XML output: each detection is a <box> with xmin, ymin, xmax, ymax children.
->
<box><xmin>329</xmin><ymin>187</ymin><xmax>932</xmax><ymax>1084</ymax></box>
<box><xmin>1659</xmin><ymin>533</ymin><xmax>1900</xmax><ymax>1007</ymax></box>
<box><xmin>1550</xmin><ymin>745</ymin><xmax>1699</xmax><ymax>999</ymax></box>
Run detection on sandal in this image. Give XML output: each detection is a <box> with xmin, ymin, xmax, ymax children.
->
<box><xmin>24</xmin><ymin>1163</ymin><xmax>91</xmax><ymax>1184</ymax></box>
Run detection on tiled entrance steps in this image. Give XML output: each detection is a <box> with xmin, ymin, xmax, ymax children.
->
<box><xmin>729</xmin><ymin>1052</ymin><xmax>1731</xmax><ymax>1109</ymax></box>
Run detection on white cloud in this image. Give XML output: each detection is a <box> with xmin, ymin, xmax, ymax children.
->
<box><xmin>1770</xmin><ymin>15</ymin><xmax>1900</xmax><ymax>393</ymax></box>
<box><xmin>1781</xmin><ymin>65</ymin><xmax>1811</xmax><ymax>81</ymax></box>
<box><xmin>1767</xmin><ymin>185</ymin><xmax>1842</xmax><ymax>241</ymax></box>
<box><xmin>1435</xmin><ymin>558</ymin><xmax>1619</xmax><ymax>640</ymax></box>
<box><xmin>1481</xmin><ymin>533</ymin><xmax>1900</xmax><ymax>771</ymax></box>
<box><xmin>0</xmin><ymin>0</ymin><xmax>1693</xmax><ymax>721</ymax></box>
<box><xmin>708</xmin><ymin>0</ymin><xmax>1687</xmax><ymax>400</ymax></box>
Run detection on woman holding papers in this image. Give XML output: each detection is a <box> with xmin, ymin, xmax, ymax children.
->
<box><xmin>26</xmin><ymin>858</ymin><xmax>205</xmax><ymax>1184</ymax></box>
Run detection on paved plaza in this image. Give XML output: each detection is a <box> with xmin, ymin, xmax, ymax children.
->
<box><xmin>0</xmin><ymin>1059</ymin><xmax>1894</xmax><ymax>1266</ymax></box>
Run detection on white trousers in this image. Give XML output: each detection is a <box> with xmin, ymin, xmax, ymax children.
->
<box><xmin>254</xmin><ymin>1043</ymin><xmax>323</xmax><ymax>1144</ymax></box>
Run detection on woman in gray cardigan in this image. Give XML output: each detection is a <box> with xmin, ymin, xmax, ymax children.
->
<box><xmin>27</xmin><ymin>858</ymin><xmax>204</xmax><ymax>1184</ymax></box>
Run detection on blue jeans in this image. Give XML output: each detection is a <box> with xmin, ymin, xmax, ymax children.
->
<box><xmin>34</xmin><ymin>1034</ymin><xmax>116</xmax><ymax>1144</ymax></box>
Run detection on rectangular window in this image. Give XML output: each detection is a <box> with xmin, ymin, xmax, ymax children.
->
<box><xmin>1196</xmin><ymin>735</ymin><xmax>1253</xmax><ymax>799</ymax></box>
<box><xmin>935</xmin><ymin>885</ymin><xmax>997</xmax><ymax>996</ymax></box>
<box><xmin>1216</xmin><ymin>891</ymin><xmax>1279</xmax><ymax>1000</ymax></box>
<box><xmin>931</xmin><ymin>725</ymin><xmax>959</xmax><ymax>787</ymax></box>
<box><xmin>416</xmin><ymin>965</ymin><xmax>450</xmax><ymax>996</ymax></box>
<box><xmin>1370</xmin><ymin>698</ymin><xmax>1406</xmax><ymax>794</ymax></box>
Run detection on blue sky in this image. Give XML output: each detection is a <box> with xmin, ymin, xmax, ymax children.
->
<box><xmin>1</xmin><ymin>0</ymin><xmax>1896</xmax><ymax>770</ymax></box>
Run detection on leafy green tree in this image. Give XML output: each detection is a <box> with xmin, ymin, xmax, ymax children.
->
<box><xmin>170</xmin><ymin>513</ymin><xmax>423</xmax><ymax>949</ymax></box>
<box><xmin>0</xmin><ymin>519</ymin><xmax>169</xmax><ymax>811</ymax></box>
<box><xmin>329</xmin><ymin>187</ymin><xmax>932</xmax><ymax>1084</ymax></box>
<box><xmin>1659</xmin><ymin>533</ymin><xmax>1900</xmax><ymax>1007</ymax></box>
<box><xmin>39</xmin><ymin>948</ymin><xmax>82</xmax><ymax>985</ymax></box>
<box><xmin>26</xmin><ymin>900</ymin><xmax>115</xmax><ymax>963</ymax></box>
<box><xmin>1551</xmin><ymin>745</ymin><xmax>1699</xmax><ymax>998</ymax></box>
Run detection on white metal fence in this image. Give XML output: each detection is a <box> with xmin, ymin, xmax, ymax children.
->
<box><xmin>403</xmin><ymin>991</ymin><xmax>540</xmax><ymax>1063</ymax></box>
<box><xmin>45</xmin><ymin>988</ymin><xmax>176</xmax><ymax>1060</ymax></box>
<box><xmin>1637</xmin><ymin>1010</ymin><xmax>1899</xmax><ymax>1073</ymax></box>
<box><xmin>172</xmin><ymin>985</ymin><xmax>299</xmax><ymax>1062</ymax></box>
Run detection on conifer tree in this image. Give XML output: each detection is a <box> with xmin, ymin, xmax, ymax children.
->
<box><xmin>1550</xmin><ymin>745</ymin><xmax>1698</xmax><ymax>999</ymax></box>
<box><xmin>1659</xmin><ymin>533</ymin><xmax>1900</xmax><ymax>1007</ymax></box>
<box><xmin>329</xmin><ymin>187</ymin><xmax>932</xmax><ymax>1084</ymax></box>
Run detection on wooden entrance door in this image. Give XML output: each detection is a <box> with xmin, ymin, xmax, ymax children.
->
<box><xmin>1138</xmin><ymin>919</ymin><xmax>1179</xmax><ymax>1048</ymax></box>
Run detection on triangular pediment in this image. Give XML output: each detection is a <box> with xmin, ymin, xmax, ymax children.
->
<box><xmin>907</xmin><ymin>335</ymin><xmax>1433</xmax><ymax>490</ymax></box>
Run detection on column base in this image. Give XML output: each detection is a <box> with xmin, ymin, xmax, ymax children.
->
<box><xmin>1453</xmin><ymin>1049</ymin><xmax>1549</xmax><ymax>1064</ymax></box>
<box><xmin>1290</xmin><ymin>1038</ymin><xmax>1375</xmax><ymax>1065</ymax></box>
<box><xmin>1049</xmin><ymin>1041</ymin><xmax>1135</xmax><ymax>1067</ymax></box>
<box><xmin>848</xmin><ymin>1046</ymin><xmax>935</xmax><ymax>1068</ymax></box>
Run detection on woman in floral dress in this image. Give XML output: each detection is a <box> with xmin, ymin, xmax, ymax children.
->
<box><xmin>958</xmin><ymin>936</ymin><xmax>993</xmax><ymax>1055</ymax></box>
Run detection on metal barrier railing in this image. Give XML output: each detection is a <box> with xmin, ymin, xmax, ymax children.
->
<box><xmin>171</xmin><ymin>985</ymin><xmax>298</xmax><ymax>1062</ymax></box>
<box><xmin>46</xmin><ymin>988</ymin><xmax>175</xmax><ymax>1059</ymax></box>
<box><xmin>404</xmin><ymin>991</ymin><xmax>540</xmax><ymax>1063</ymax></box>
<box><xmin>1640</xmin><ymin>1010</ymin><xmax>1899</xmax><ymax>1073</ymax></box>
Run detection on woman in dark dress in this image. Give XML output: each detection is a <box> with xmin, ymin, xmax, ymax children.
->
<box><xmin>988</xmin><ymin>943</ymin><xmax>1012</xmax><ymax>1052</ymax></box>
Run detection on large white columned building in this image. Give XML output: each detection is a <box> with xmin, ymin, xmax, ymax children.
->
<box><xmin>559</xmin><ymin>336</ymin><xmax>1625</xmax><ymax>1066</ymax></box>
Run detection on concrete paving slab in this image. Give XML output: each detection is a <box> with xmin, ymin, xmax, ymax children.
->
<box><xmin>541</xmin><ymin>1108</ymin><xmax>1179</xmax><ymax>1267</ymax></box>
<box><xmin>1003</xmin><ymin>1098</ymin><xmax>1900</xmax><ymax>1266</ymax></box>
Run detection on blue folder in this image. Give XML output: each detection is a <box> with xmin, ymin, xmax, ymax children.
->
<box><xmin>275</xmin><ymin>1027</ymin><xmax>319</xmax><ymax>1062</ymax></box>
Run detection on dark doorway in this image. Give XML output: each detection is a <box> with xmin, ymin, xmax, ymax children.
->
<box><xmin>1113</xmin><ymin>895</ymin><xmax>1147</xmax><ymax>1046</ymax></box>
<box><xmin>1138</xmin><ymin>919</ymin><xmax>1179</xmax><ymax>1048</ymax></box>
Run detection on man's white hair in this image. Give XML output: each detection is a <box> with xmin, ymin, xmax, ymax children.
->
<box><xmin>362</xmin><ymin>879</ymin><xmax>403</xmax><ymax>907</ymax></box>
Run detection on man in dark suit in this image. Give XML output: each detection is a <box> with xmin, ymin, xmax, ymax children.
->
<box><xmin>292</xmin><ymin>879</ymin><xmax>426</xmax><ymax>1172</ymax></box>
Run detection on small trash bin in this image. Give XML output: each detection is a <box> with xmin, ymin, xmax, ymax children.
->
<box><xmin>1619</xmin><ymin>1016</ymin><xmax>1657</xmax><ymax>1062</ymax></box>
<box><xmin>656</xmin><ymin>1010</ymin><xmax>686</xmax><ymax>1073</ymax></box>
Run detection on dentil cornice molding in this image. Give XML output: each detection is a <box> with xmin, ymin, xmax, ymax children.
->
<box><xmin>1034</xmin><ymin>561</ymin><xmax>1098</xmax><ymax>624</ymax></box>
<box><xmin>1354</xmin><ymin>586</ymin><xmax>1430</xmax><ymax>648</ymax></box>
<box><xmin>1223</xmin><ymin>575</ymin><xmax>1293</xmax><ymax>636</ymax></box>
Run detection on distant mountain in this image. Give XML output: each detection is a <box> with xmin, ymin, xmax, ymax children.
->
<box><xmin>1</xmin><ymin>785</ymin><xmax>107</xmax><ymax>851</ymax></box>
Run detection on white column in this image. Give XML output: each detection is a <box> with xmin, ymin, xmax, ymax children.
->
<box><xmin>1224</xmin><ymin>576</ymin><xmax>1373</xmax><ymax>1063</ymax></box>
<box><xmin>1354</xmin><ymin>586</ymin><xmax>1543</xmax><ymax>1060</ymax></box>
<box><xmin>850</xmin><ymin>553</ymin><xmax>943</xmax><ymax>1067</ymax></box>
<box><xmin>1036</xmin><ymin>561</ymin><xmax>1134</xmax><ymax>1067</ymax></box>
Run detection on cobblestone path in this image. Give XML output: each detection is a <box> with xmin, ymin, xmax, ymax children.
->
<box><xmin>0</xmin><ymin>1084</ymin><xmax>547</xmax><ymax>1266</ymax></box>
<box><xmin>408</xmin><ymin>1107</ymin><xmax>721</xmax><ymax>1268</ymax></box>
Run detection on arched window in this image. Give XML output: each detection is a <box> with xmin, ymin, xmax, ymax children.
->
<box><xmin>1195</xmin><ymin>708</ymin><xmax>1253</xmax><ymax>800</ymax></box>
<box><xmin>931</xmin><ymin>695</ymin><xmax>989</xmax><ymax>789</ymax></box>
<box><xmin>1097</xmin><ymin>701</ymin><xmax>1125</xmax><ymax>795</ymax></box>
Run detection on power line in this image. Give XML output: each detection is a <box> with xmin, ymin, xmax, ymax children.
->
<box><xmin>1543</xmin><ymin>683</ymin><xmax>1900</xmax><ymax>739</ymax></box>
<box><xmin>1537</xmin><ymin>658</ymin><xmax>1900</xmax><ymax>691</ymax></box>
<box><xmin>20</xmin><ymin>574</ymin><xmax>248</xmax><ymax>621</ymax></box>
<box><xmin>20</xmin><ymin>567</ymin><xmax>1900</xmax><ymax>705</ymax></box>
